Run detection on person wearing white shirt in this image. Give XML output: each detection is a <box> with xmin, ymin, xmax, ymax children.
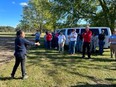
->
<box><xmin>69</xmin><ymin>29</ymin><xmax>77</xmax><ymax>54</ymax></box>
<box><xmin>58</xmin><ymin>32</ymin><xmax>66</xmax><ymax>53</ymax></box>
<box><xmin>109</xmin><ymin>29</ymin><xmax>116</xmax><ymax>59</ymax></box>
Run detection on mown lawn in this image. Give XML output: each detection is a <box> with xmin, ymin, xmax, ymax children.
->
<box><xmin>0</xmin><ymin>33</ymin><xmax>116</xmax><ymax>87</ymax></box>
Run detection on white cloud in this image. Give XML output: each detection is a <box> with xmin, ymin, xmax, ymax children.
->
<box><xmin>20</xmin><ymin>2</ymin><xmax>28</xmax><ymax>6</ymax></box>
<box><xmin>12</xmin><ymin>1</ymin><xmax>16</xmax><ymax>4</ymax></box>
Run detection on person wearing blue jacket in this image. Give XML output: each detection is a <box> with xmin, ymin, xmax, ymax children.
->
<box><xmin>11</xmin><ymin>30</ymin><xmax>40</xmax><ymax>79</ymax></box>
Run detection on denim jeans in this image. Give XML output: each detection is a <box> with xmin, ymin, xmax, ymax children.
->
<box><xmin>99</xmin><ymin>40</ymin><xmax>105</xmax><ymax>54</ymax></box>
<box><xmin>76</xmin><ymin>40</ymin><xmax>83</xmax><ymax>52</ymax></box>
<box><xmin>44</xmin><ymin>41</ymin><xmax>47</xmax><ymax>48</ymax></box>
<box><xmin>69</xmin><ymin>41</ymin><xmax>76</xmax><ymax>54</ymax></box>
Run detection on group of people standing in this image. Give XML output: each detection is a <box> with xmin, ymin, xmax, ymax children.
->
<box><xmin>42</xmin><ymin>26</ymin><xmax>107</xmax><ymax>59</ymax></box>
<box><xmin>43</xmin><ymin>31</ymin><xmax>66</xmax><ymax>53</ymax></box>
<box><xmin>33</xmin><ymin>27</ymin><xmax>116</xmax><ymax>59</ymax></box>
<box><xmin>11</xmin><ymin>27</ymin><xmax>115</xmax><ymax>79</ymax></box>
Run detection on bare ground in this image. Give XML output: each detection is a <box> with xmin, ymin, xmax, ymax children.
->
<box><xmin>0</xmin><ymin>37</ymin><xmax>34</xmax><ymax>65</ymax></box>
<box><xmin>0</xmin><ymin>37</ymin><xmax>14</xmax><ymax>65</ymax></box>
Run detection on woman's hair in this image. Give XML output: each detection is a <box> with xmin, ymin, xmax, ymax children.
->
<box><xmin>16</xmin><ymin>30</ymin><xmax>23</xmax><ymax>36</ymax></box>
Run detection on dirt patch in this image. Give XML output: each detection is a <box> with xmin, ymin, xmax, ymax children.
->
<box><xmin>0</xmin><ymin>37</ymin><xmax>15</xmax><ymax>65</ymax></box>
<box><xmin>0</xmin><ymin>37</ymin><xmax>34</xmax><ymax>65</ymax></box>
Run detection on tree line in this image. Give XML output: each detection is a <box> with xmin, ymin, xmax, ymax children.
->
<box><xmin>0</xmin><ymin>26</ymin><xmax>15</xmax><ymax>32</ymax></box>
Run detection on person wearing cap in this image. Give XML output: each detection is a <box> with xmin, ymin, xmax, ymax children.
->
<box><xmin>11</xmin><ymin>30</ymin><xmax>40</xmax><ymax>79</ymax></box>
<box><xmin>82</xmin><ymin>26</ymin><xmax>92</xmax><ymax>58</ymax></box>
<box><xmin>98</xmin><ymin>30</ymin><xmax>105</xmax><ymax>55</ymax></box>
<box><xmin>69</xmin><ymin>29</ymin><xmax>77</xmax><ymax>54</ymax></box>
<box><xmin>109</xmin><ymin>29</ymin><xmax>116</xmax><ymax>59</ymax></box>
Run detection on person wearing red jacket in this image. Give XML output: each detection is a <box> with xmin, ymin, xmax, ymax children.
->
<box><xmin>46</xmin><ymin>31</ymin><xmax>52</xmax><ymax>49</ymax></box>
<box><xmin>82</xmin><ymin>26</ymin><xmax>92</xmax><ymax>58</ymax></box>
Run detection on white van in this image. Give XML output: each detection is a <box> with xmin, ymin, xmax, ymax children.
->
<box><xmin>58</xmin><ymin>27</ymin><xmax>111</xmax><ymax>48</ymax></box>
<box><xmin>54</xmin><ymin>29</ymin><xmax>61</xmax><ymax>34</ymax></box>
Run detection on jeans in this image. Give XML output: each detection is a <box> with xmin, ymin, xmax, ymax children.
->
<box><xmin>99</xmin><ymin>40</ymin><xmax>105</xmax><ymax>54</ymax></box>
<box><xmin>76</xmin><ymin>40</ymin><xmax>83</xmax><ymax>52</ymax></box>
<box><xmin>69</xmin><ymin>41</ymin><xmax>76</xmax><ymax>54</ymax></box>
<box><xmin>11</xmin><ymin>55</ymin><xmax>26</xmax><ymax>77</ymax></box>
<box><xmin>44</xmin><ymin>41</ymin><xmax>47</xmax><ymax>48</ymax></box>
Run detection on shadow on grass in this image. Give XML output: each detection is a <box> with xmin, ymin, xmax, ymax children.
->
<box><xmin>91</xmin><ymin>57</ymin><xmax>116</xmax><ymax>62</ymax></box>
<box><xmin>27</xmin><ymin>45</ymin><xmax>116</xmax><ymax>69</ymax></box>
<box><xmin>0</xmin><ymin>77</ymin><xmax>22</xmax><ymax>81</ymax></box>
<box><xmin>28</xmin><ymin>50</ymin><xmax>115</xmax><ymax>62</ymax></box>
<box><xmin>105</xmin><ymin>78</ymin><xmax>116</xmax><ymax>81</ymax></box>
<box><xmin>66</xmin><ymin>70</ymin><xmax>105</xmax><ymax>83</ymax></box>
<box><xmin>26</xmin><ymin>41</ymin><xmax>116</xmax><ymax>77</ymax></box>
<box><xmin>71</xmin><ymin>84</ymin><xmax>116</xmax><ymax>87</ymax></box>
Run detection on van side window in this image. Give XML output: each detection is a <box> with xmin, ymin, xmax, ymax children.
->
<box><xmin>81</xmin><ymin>29</ymin><xmax>85</xmax><ymax>34</ymax></box>
<box><xmin>90</xmin><ymin>29</ymin><xmax>99</xmax><ymax>35</ymax></box>
<box><xmin>68</xmin><ymin>29</ymin><xmax>73</xmax><ymax>35</ymax></box>
<box><xmin>76</xmin><ymin>29</ymin><xmax>79</xmax><ymax>34</ymax></box>
<box><xmin>60</xmin><ymin>30</ymin><xmax>65</xmax><ymax>35</ymax></box>
<box><xmin>101</xmin><ymin>29</ymin><xmax>108</xmax><ymax>35</ymax></box>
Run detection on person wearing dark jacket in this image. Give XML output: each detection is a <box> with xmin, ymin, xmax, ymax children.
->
<box><xmin>11</xmin><ymin>30</ymin><xmax>40</xmax><ymax>79</ymax></box>
<box><xmin>98</xmin><ymin>30</ymin><xmax>105</xmax><ymax>55</ymax></box>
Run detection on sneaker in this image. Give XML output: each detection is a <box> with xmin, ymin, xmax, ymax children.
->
<box><xmin>22</xmin><ymin>75</ymin><xmax>28</xmax><ymax>79</ymax></box>
<box><xmin>11</xmin><ymin>75</ymin><xmax>14</xmax><ymax>79</ymax></box>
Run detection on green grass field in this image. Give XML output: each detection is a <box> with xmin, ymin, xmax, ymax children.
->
<box><xmin>0</xmin><ymin>33</ymin><xmax>116</xmax><ymax>87</ymax></box>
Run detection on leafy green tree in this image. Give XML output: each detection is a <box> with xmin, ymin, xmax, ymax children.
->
<box><xmin>19</xmin><ymin>0</ymin><xmax>115</xmax><ymax>32</ymax></box>
<box><xmin>89</xmin><ymin>0</ymin><xmax>116</xmax><ymax>32</ymax></box>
